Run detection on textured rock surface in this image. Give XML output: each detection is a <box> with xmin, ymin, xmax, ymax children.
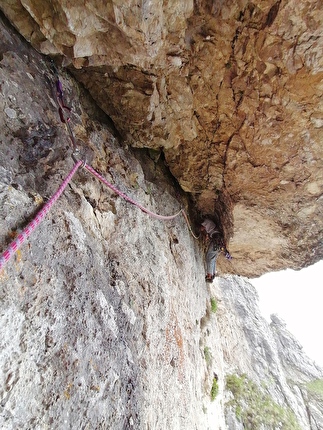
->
<box><xmin>1</xmin><ymin>0</ymin><xmax>323</xmax><ymax>276</ymax></box>
<box><xmin>214</xmin><ymin>277</ymin><xmax>323</xmax><ymax>430</ymax></box>
<box><xmin>1</xmin><ymin>14</ymin><xmax>323</xmax><ymax>430</ymax></box>
<box><xmin>0</xmin><ymin>17</ymin><xmax>222</xmax><ymax>429</ymax></box>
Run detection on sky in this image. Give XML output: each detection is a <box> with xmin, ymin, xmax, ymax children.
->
<box><xmin>251</xmin><ymin>260</ymin><xmax>323</xmax><ymax>368</ymax></box>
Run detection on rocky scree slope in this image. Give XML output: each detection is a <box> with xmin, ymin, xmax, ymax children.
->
<box><xmin>1</xmin><ymin>11</ymin><xmax>323</xmax><ymax>430</ymax></box>
<box><xmin>1</xmin><ymin>0</ymin><xmax>323</xmax><ymax>277</ymax></box>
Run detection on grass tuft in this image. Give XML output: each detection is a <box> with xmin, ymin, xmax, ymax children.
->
<box><xmin>211</xmin><ymin>377</ymin><xmax>219</xmax><ymax>401</ymax></box>
<box><xmin>210</xmin><ymin>297</ymin><xmax>217</xmax><ymax>313</ymax></box>
<box><xmin>204</xmin><ymin>346</ymin><xmax>212</xmax><ymax>365</ymax></box>
<box><xmin>306</xmin><ymin>379</ymin><xmax>323</xmax><ymax>398</ymax></box>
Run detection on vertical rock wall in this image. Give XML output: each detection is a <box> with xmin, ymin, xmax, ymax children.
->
<box><xmin>2</xmin><ymin>0</ymin><xmax>323</xmax><ymax>277</ymax></box>
<box><xmin>214</xmin><ymin>277</ymin><xmax>323</xmax><ymax>430</ymax></box>
<box><xmin>0</xmin><ymin>16</ymin><xmax>224</xmax><ymax>430</ymax></box>
<box><xmin>1</xmin><ymin>10</ymin><xmax>323</xmax><ymax>430</ymax></box>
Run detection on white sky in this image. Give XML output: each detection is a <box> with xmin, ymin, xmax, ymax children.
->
<box><xmin>251</xmin><ymin>261</ymin><xmax>323</xmax><ymax>368</ymax></box>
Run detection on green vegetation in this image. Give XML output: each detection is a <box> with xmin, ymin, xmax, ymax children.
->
<box><xmin>226</xmin><ymin>374</ymin><xmax>245</xmax><ymax>397</ymax></box>
<box><xmin>210</xmin><ymin>297</ymin><xmax>217</xmax><ymax>313</ymax></box>
<box><xmin>211</xmin><ymin>377</ymin><xmax>219</xmax><ymax>401</ymax></box>
<box><xmin>204</xmin><ymin>346</ymin><xmax>212</xmax><ymax>365</ymax></box>
<box><xmin>305</xmin><ymin>379</ymin><xmax>323</xmax><ymax>398</ymax></box>
<box><xmin>225</xmin><ymin>374</ymin><xmax>301</xmax><ymax>430</ymax></box>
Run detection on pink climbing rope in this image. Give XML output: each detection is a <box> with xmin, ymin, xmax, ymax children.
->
<box><xmin>52</xmin><ymin>72</ymin><xmax>198</xmax><ymax>235</ymax></box>
<box><xmin>84</xmin><ymin>163</ymin><xmax>183</xmax><ymax>221</ymax></box>
<box><xmin>0</xmin><ymin>160</ymin><xmax>83</xmax><ymax>271</ymax></box>
<box><xmin>84</xmin><ymin>163</ymin><xmax>199</xmax><ymax>238</ymax></box>
<box><xmin>181</xmin><ymin>208</ymin><xmax>199</xmax><ymax>240</ymax></box>
<box><xmin>0</xmin><ymin>69</ymin><xmax>199</xmax><ymax>272</ymax></box>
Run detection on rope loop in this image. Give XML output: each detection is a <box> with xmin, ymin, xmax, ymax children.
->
<box><xmin>83</xmin><ymin>163</ymin><xmax>198</xmax><ymax>238</ymax></box>
<box><xmin>0</xmin><ymin>67</ymin><xmax>200</xmax><ymax>271</ymax></box>
<box><xmin>84</xmin><ymin>163</ymin><xmax>182</xmax><ymax>221</ymax></box>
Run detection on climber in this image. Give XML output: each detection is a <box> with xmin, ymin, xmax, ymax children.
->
<box><xmin>200</xmin><ymin>218</ymin><xmax>231</xmax><ymax>282</ymax></box>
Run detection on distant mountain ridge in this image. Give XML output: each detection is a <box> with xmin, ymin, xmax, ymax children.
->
<box><xmin>213</xmin><ymin>276</ymin><xmax>323</xmax><ymax>429</ymax></box>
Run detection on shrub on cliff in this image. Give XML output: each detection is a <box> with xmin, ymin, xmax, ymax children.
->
<box><xmin>225</xmin><ymin>374</ymin><xmax>301</xmax><ymax>430</ymax></box>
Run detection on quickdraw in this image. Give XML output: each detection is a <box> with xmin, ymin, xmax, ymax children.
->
<box><xmin>0</xmin><ymin>63</ymin><xmax>213</xmax><ymax>271</ymax></box>
<box><xmin>51</xmin><ymin>66</ymin><xmax>199</xmax><ymax>238</ymax></box>
<box><xmin>50</xmin><ymin>61</ymin><xmax>77</xmax><ymax>151</ymax></box>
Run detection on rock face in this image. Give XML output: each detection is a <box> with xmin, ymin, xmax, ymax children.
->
<box><xmin>215</xmin><ymin>278</ymin><xmax>323</xmax><ymax>430</ymax></box>
<box><xmin>1</xmin><ymin>15</ymin><xmax>323</xmax><ymax>430</ymax></box>
<box><xmin>1</xmin><ymin>0</ymin><xmax>323</xmax><ymax>276</ymax></box>
<box><xmin>0</xmin><ymin>16</ymin><xmax>215</xmax><ymax>429</ymax></box>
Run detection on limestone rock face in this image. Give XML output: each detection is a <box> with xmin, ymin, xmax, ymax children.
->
<box><xmin>1</xmin><ymin>13</ymin><xmax>323</xmax><ymax>430</ymax></box>
<box><xmin>0</xmin><ymin>17</ymin><xmax>221</xmax><ymax>429</ymax></box>
<box><xmin>1</xmin><ymin>1</ymin><xmax>323</xmax><ymax>277</ymax></box>
<box><xmin>215</xmin><ymin>277</ymin><xmax>323</xmax><ymax>430</ymax></box>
